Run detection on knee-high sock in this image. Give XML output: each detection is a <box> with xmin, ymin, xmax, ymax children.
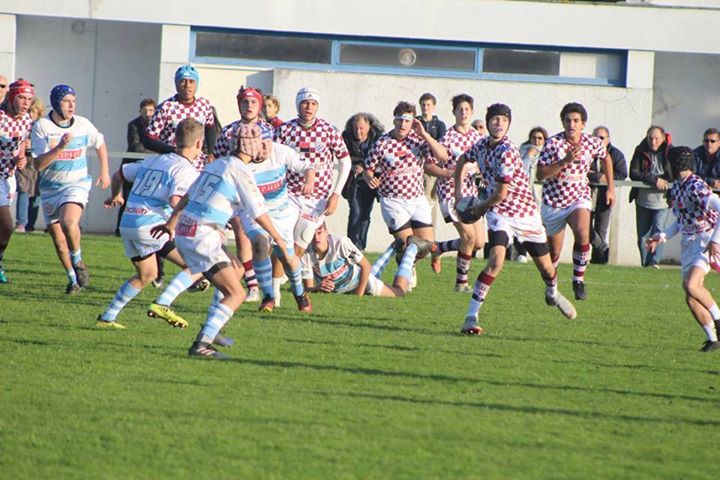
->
<box><xmin>436</xmin><ymin>239</ymin><xmax>460</xmax><ymax>254</ymax></box>
<box><xmin>242</xmin><ymin>260</ymin><xmax>258</xmax><ymax>289</ymax></box>
<box><xmin>101</xmin><ymin>281</ymin><xmax>141</xmax><ymax>321</ymax></box>
<box><xmin>253</xmin><ymin>256</ymin><xmax>273</xmax><ymax>299</ymax></box>
<box><xmin>466</xmin><ymin>272</ymin><xmax>495</xmax><ymax>319</ymax></box>
<box><xmin>395</xmin><ymin>244</ymin><xmax>419</xmax><ymax>284</ymax></box>
<box><xmin>572</xmin><ymin>243</ymin><xmax>591</xmax><ymax>283</ymax></box>
<box><xmin>155</xmin><ymin>270</ymin><xmax>193</xmax><ymax>306</ymax></box>
<box><xmin>371</xmin><ymin>242</ymin><xmax>397</xmax><ymax>279</ymax></box>
<box><xmin>287</xmin><ymin>262</ymin><xmax>305</xmax><ymax>297</ymax></box>
<box><xmin>70</xmin><ymin>249</ymin><xmax>82</xmax><ymax>266</ymax></box>
<box><xmin>456</xmin><ymin>252</ymin><xmax>473</xmax><ymax>285</ymax></box>
<box><xmin>198</xmin><ymin>303</ymin><xmax>234</xmax><ymax>344</ymax></box>
<box><xmin>541</xmin><ymin>268</ymin><xmax>558</xmax><ymax>299</ymax></box>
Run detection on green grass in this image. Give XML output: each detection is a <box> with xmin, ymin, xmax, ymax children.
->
<box><xmin>1</xmin><ymin>234</ymin><xmax>718</xmax><ymax>479</ymax></box>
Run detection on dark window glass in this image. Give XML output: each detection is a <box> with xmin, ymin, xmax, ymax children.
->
<box><xmin>195</xmin><ymin>31</ymin><xmax>331</xmax><ymax>64</ymax></box>
<box><xmin>483</xmin><ymin>49</ymin><xmax>560</xmax><ymax>76</ymax></box>
<box><xmin>339</xmin><ymin>43</ymin><xmax>476</xmax><ymax>71</ymax></box>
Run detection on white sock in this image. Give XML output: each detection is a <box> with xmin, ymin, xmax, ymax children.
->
<box><xmin>703</xmin><ymin>323</ymin><xmax>718</xmax><ymax>342</ymax></box>
<box><xmin>708</xmin><ymin>303</ymin><xmax>720</xmax><ymax>321</ymax></box>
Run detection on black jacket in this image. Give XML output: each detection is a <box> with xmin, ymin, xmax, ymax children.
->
<box><xmin>341</xmin><ymin>113</ymin><xmax>384</xmax><ymax>198</ymax></box>
<box><xmin>693</xmin><ymin>145</ymin><xmax>720</xmax><ymax>185</ymax></box>
<box><xmin>415</xmin><ymin>115</ymin><xmax>446</xmax><ymax>141</ymax></box>
<box><xmin>629</xmin><ymin>138</ymin><xmax>673</xmax><ymax>203</ymax></box>
<box><xmin>588</xmin><ymin>143</ymin><xmax>628</xmax><ymax>183</ymax></box>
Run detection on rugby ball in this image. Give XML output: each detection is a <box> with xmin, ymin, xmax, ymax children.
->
<box><xmin>455</xmin><ymin>196</ymin><xmax>484</xmax><ymax>224</ymax></box>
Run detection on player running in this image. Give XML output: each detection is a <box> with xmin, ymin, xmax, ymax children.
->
<box><xmin>536</xmin><ymin>102</ymin><xmax>615</xmax><ymax>301</ymax></box>
<box><xmin>455</xmin><ymin>103</ymin><xmax>576</xmax><ymax>335</ymax></box>
<box><xmin>32</xmin><ymin>84</ymin><xmax>110</xmax><ymax>294</ymax></box>
<box><xmin>426</xmin><ymin>94</ymin><xmax>485</xmax><ymax>291</ymax></box>
<box><xmin>151</xmin><ymin>123</ymin><xmax>288</xmax><ymax>359</ymax></box>
<box><xmin>646</xmin><ymin>146</ymin><xmax>720</xmax><ymax>352</ymax></box>
<box><xmin>97</xmin><ymin>118</ymin><xmax>205</xmax><ymax>329</ymax></box>
<box><xmin>0</xmin><ymin>79</ymin><xmax>34</xmax><ymax>283</ymax></box>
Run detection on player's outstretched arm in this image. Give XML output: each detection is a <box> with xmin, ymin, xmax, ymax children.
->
<box><xmin>95</xmin><ymin>143</ymin><xmax>111</xmax><ymax>189</ymax></box>
<box><xmin>424</xmin><ymin>162</ymin><xmax>453</xmax><ymax>179</ymax></box>
<box><xmin>150</xmin><ymin>194</ymin><xmax>189</xmax><ymax>239</ymax></box>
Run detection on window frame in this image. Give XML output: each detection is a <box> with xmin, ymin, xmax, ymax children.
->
<box><xmin>190</xmin><ymin>28</ymin><xmax>627</xmax><ymax>87</ymax></box>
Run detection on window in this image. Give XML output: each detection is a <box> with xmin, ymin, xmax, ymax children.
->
<box><xmin>338</xmin><ymin>43</ymin><xmax>476</xmax><ymax>72</ymax></box>
<box><xmin>191</xmin><ymin>28</ymin><xmax>626</xmax><ymax>86</ymax></box>
<box><xmin>194</xmin><ymin>31</ymin><xmax>331</xmax><ymax>64</ymax></box>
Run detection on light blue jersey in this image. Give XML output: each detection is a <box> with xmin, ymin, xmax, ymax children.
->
<box><xmin>177</xmin><ymin>155</ymin><xmax>267</xmax><ymax>237</ymax></box>
<box><xmin>120</xmin><ymin>152</ymin><xmax>198</xmax><ymax>230</ymax></box>
<box><xmin>31</xmin><ymin>114</ymin><xmax>104</xmax><ymax>197</ymax></box>
<box><xmin>249</xmin><ymin>143</ymin><xmax>312</xmax><ymax>214</ymax></box>
<box><xmin>301</xmin><ymin>234</ymin><xmax>364</xmax><ymax>294</ymax></box>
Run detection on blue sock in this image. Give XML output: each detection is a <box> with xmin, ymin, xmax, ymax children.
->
<box><xmin>287</xmin><ymin>262</ymin><xmax>304</xmax><ymax>297</ymax></box>
<box><xmin>70</xmin><ymin>249</ymin><xmax>82</xmax><ymax>266</ymax></box>
<box><xmin>396</xmin><ymin>244</ymin><xmax>418</xmax><ymax>283</ymax></box>
<box><xmin>66</xmin><ymin>268</ymin><xmax>77</xmax><ymax>285</ymax></box>
<box><xmin>155</xmin><ymin>270</ymin><xmax>193</xmax><ymax>306</ymax></box>
<box><xmin>199</xmin><ymin>303</ymin><xmax>233</xmax><ymax>344</ymax></box>
<box><xmin>371</xmin><ymin>242</ymin><xmax>396</xmax><ymax>279</ymax></box>
<box><xmin>101</xmin><ymin>281</ymin><xmax>141</xmax><ymax>321</ymax></box>
<box><xmin>253</xmin><ymin>256</ymin><xmax>273</xmax><ymax>299</ymax></box>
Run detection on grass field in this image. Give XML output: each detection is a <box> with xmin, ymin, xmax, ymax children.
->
<box><xmin>1</xmin><ymin>233</ymin><xmax>719</xmax><ymax>479</ymax></box>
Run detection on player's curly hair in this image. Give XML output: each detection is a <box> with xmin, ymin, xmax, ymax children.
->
<box><xmin>393</xmin><ymin>101</ymin><xmax>416</xmax><ymax>117</ymax></box>
<box><xmin>560</xmin><ymin>102</ymin><xmax>588</xmax><ymax>123</ymax></box>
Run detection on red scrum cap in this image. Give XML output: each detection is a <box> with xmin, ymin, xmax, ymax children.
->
<box><xmin>237</xmin><ymin>86</ymin><xmax>263</xmax><ymax>104</ymax></box>
<box><xmin>7</xmin><ymin>79</ymin><xmax>35</xmax><ymax>107</ymax></box>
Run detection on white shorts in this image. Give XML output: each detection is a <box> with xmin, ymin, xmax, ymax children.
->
<box><xmin>176</xmin><ymin>224</ymin><xmax>230</xmax><ymax>275</ymax></box>
<box><xmin>541</xmin><ymin>199</ymin><xmax>592</xmax><ymax>237</ymax></box>
<box><xmin>681</xmin><ymin>232</ymin><xmax>712</xmax><ymax>278</ymax></box>
<box><xmin>41</xmin><ymin>184</ymin><xmax>91</xmax><ymax>224</ymax></box>
<box><xmin>241</xmin><ymin>206</ymin><xmax>299</xmax><ymax>255</ymax></box>
<box><xmin>365</xmin><ymin>275</ymin><xmax>384</xmax><ymax>297</ymax></box>
<box><xmin>120</xmin><ymin>226</ymin><xmax>170</xmax><ymax>260</ymax></box>
<box><xmin>0</xmin><ymin>176</ymin><xmax>16</xmax><ymax>207</ymax></box>
<box><xmin>380</xmin><ymin>196</ymin><xmax>432</xmax><ymax>233</ymax></box>
<box><xmin>486</xmin><ymin>210</ymin><xmax>547</xmax><ymax>246</ymax></box>
<box><xmin>290</xmin><ymin>194</ymin><xmax>327</xmax><ymax>250</ymax></box>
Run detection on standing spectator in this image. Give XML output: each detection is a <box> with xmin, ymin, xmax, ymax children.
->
<box><xmin>0</xmin><ymin>79</ymin><xmax>34</xmax><ymax>283</ymax></box>
<box><xmin>471</xmin><ymin>119</ymin><xmax>487</xmax><ymax>137</ymax></box>
<box><xmin>514</xmin><ymin>126</ymin><xmax>548</xmax><ymax>262</ymax></box>
<box><xmin>589</xmin><ymin>126</ymin><xmax>627</xmax><ymax>264</ymax></box>
<box><xmin>693</xmin><ymin>128</ymin><xmax>720</xmax><ymax>190</ymax></box>
<box><xmin>537</xmin><ymin>103</ymin><xmax>615</xmax><ymax>301</ymax></box>
<box><xmin>32</xmin><ymin>84</ymin><xmax>111</xmax><ymax>293</ymax></box>
<box><xmin>0</xmin><ymin>75</ymin><xmax>8</xmax><ymax>105</ymax></box>
<box><xmin>15</xmin><ymin>96</ymin><xmax>45</xmax><ymax>233</ymax></box>
<box><xmin>117</xmin><ymin>98</ymin><xmax>156</xmax><ymax>235</ymax></box>
<box><xmin>263</xmin><ymin>94</ymin><xmax>283</xmax><ymax>129</ymax></box>
<box><xmin>416</xmin><ymin>93</ymin><xmax>447</xmax><ymax>201</ymax></box>
<box><xmin>342</xmin><ymin>112</ymin><xmax>384</xmax><ymax>250</ymax></box>
<box><xmin>629</xmin><ymin>125</ymin><xmax>673</xmax><ymax>268</ymax></box>
<box><xmin>144</xmin><ymin>65</ymin><xmax>217</xmax><ymax>171</ymax></box>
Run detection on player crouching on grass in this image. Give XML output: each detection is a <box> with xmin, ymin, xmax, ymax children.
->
<box><xmin>97</xmin><ymin>118</ymin><xmax>207</xmax><ymax>329</ymax></box>
<box><xmin>301</xmin><ymin>223</ymin><xmax>433</xmax><ymax>297</ymax></box>
<box><xmin>455</xmin><ymin>104</ymin><xmax>577</xmax><ymax>336</ymax></box>
<box><xmin>151</xmin><ymin>123</ymin><xmax>289</xmax><ymax>359</ymax></box>
<box><xmin>646</xmin><ymin>146</ymin><xmax>720</xmax><ymax>352</ymax></box>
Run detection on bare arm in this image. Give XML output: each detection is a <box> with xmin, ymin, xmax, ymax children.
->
<box><xmin>34</xmin><ymin>133</ymin><xmax>72</xmax><ymax>171</ymax></box>
<box><xmin>453</xmin><ymin>155</ymin><xmax>468</xmax><ymax>202</ymax></box>
<box><xmin>95</xmin><ymin>143</ymin><xmax>111</xmax><ymax>189</ymax></box>
<box><xmin>353</xmin><ymin>257</ymin><xmax>372</xmax><ymax>296</ymax></box>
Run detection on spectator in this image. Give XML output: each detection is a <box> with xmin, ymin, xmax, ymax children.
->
<box><xmin>589</xmin><ymin>126</ymin><xmax>627</xmax><ymax>264</ymax></box>
<box><xmin>263</xmin><ymin>94</ymin><xmax>283</xmax><ymax>129</ymax></box>
<box><xmin>0</xmin><ymin>75</ymin><xmax>8</xmax><ymax>105</ymax></box>
<box><xmin>629</xmin><ymin>125</ymin><xmax>673</xmax><ymax>267</ymax></box>
<box><xmin>471</xmin><ymin>119</ymin><xmax>487</xmax><ymax>137</ymax></box>
<box><xmin>514</xmin><ymin>126</ymin><xmax>548</xmax><ymax>262</ymax></box>
<box><xmin>693</xmin><ymin>128</ymin><xmax>720</xmax><ymax>190</ymax></box>
<box><xmin>341</xmin><ymin>112</ymin><xmax>384</xmax><ymax>250</ymax></box>
<box><xmin>416</xmin><ymin>93</ymin><xmax>446</xmax><ymax>201</ymax></box>
<box><xmin>15</xmin><ymin>96</ymin><xmax>45</xmax><ymax>233</ymax></box>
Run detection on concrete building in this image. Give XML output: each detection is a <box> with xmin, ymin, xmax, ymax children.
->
<box><xmin>2</xmin><ymin>0</ymin><xmax>719</xmax><ymax>264</ymax></box>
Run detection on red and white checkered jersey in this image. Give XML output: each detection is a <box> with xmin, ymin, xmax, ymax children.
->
<box><xmin>145</xmin><ymin>95</ymin><xmax>215</xmax><ymax>171</ymax></box>
<box><xmin>669</xmin><ymin>174</ymin><xmax>719</xmax><ymax>235</ymax></box>
<box><xmin>0</xmin><ymin>110</ymin><xmax>33</xmax><ymax>179</ymax></box>
<box><xmin>365</xmin><ymin>131</ymin><xmax>432</xmax><ymax>199</ymax></box>
<box><xmin>431</xmin><ymin>126</ymin><xmax>482</xmax><ymax>201</ymax></box>
<box><xmin>215</xmin><ymin>119</ymin><xmax>274</xmax><ymax>157</ymax></box>
<box><xmin>274</xmin><ymin>118</ymin><xmax>349</xmax><ymax>199</ymax></box>
<box><xmin>465</xmin><ymin>136</ymin><xmax>537</xmax><ymax>218</ymax></box>
<box><xmin>538</xmin><ymin>132</ymin><xmax>606</xmax><ymax>209</ymax></box>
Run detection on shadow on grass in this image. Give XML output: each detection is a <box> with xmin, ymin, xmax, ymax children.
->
<box><xmin>335</xmin><ymin>391</ymin><xmax>720</xmax><ymax>428</ymax></box>
<box><xmin>225</xmin><ymin>355</ymin><xmax>719</xmax><ymax>405</ymax></box>
<box><xmin>284</xmin><ymin>338</ymin><xmax>503</xmax><ymax>359</ymax></box>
